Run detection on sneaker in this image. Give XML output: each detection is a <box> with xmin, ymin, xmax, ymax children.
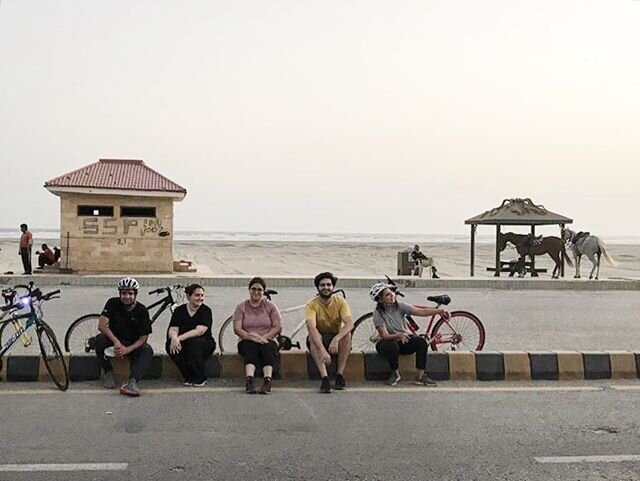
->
<box><xmin>259</xmin><ymin>377</ymin><xmax>272</xmax><ymax>394</ymax></box>
<box><xmin>193</xmin><ymin>379</ymin><xmax>207</xmax><ymax>387</ymax></box>
<box><xmin>415</xmin><ymin>374</ymin><xmax>437</xmax><ymax>387</ymax></box>
<box><xmin>120</xmin><ymin>378</ymin><xmax>140</xmax><ymax>397</ymax></box>
<box><xmin>387</xmin><ymin>371</ymin><xmax>402</xmax><ymax>386</ymax></box>
<box><xmin>334</xmin><ymin>373</ymin><xmax>346</xmax><ymax>390</ymax></box>
<box><xmin>103</xmin><ymin>370</ymin><xmax>116</xmax><ymax>389</ymax></box>
<box><xmin>182</xmin><ymin>380</ymin><xmax>193</xmax><ymax>387</ymax></box>
<box><xmin>320</xmin><ymin>376</ymin><xmax>331</xmax><ymax>394</ymax></box>
<box><xmin>245</xmin><ymin>376</ymin><xmax>257</xmax><ymax>394</ymax></box>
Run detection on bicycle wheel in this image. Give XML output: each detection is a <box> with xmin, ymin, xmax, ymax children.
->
<box><xmin>430</xmin><ymin>310</ymin><xmax>485</xmax><ymax>352</ymax></box>
<box><xmin>217</xmin><ymin>315</ymin><xmax>234</xmax><ymax>354</ymax></box>
<box><xmin>350</xmin><ymin>312</ymin><xmax>379</xmax><ymax>353</ymax></box>
<box><xmin>64</xmin><ymin>314</ymin><xmax>101</xmax><ymax>353</ymax></box>
<box><xmin>37</xmin><ymin>322</ymin><xmax>69</xmax><ymax>391</ymax></box>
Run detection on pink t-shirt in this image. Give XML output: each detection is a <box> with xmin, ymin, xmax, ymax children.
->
<box><xmin>233</xmin><ymin>299</ymin><xmax>282</xmax><ymax>335</ymax></box>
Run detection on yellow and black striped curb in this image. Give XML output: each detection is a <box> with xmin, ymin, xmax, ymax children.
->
<box><xmin>2</xmin><ymin>351</ymin><xmax>640</xmax><ymax>383</ymax></box>
<box><xmin>1</xmin><ymin>275</ymin><xmax>639</xmax><ymax>290</ymax></box>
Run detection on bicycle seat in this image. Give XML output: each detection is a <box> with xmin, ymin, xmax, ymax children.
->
<box><xmin>427</xmin><ymin>295</ymin><xmax>451</xmax><ymax>306</ymax></box>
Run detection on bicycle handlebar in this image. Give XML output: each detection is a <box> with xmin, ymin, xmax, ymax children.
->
<box><xmin>149</xmin><ymin>284</ymin><xmax>184</xmax><ymax>296</ymax></box>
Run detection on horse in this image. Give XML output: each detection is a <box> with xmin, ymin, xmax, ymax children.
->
<box><xmin>498</xmin><ymin>232</ymin><xmax>572</xmax><ymax>279</ymax></box>
<box><xmin>561</xmin><ymin>228</ymin><xmax>615</xmax><ymax>280</ymax></box>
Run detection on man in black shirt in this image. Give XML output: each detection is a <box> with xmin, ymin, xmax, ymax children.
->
<box><xmin>96</xmin><ymin>277</ymin><xmax>153</xmax><ymax>396</ymax></box>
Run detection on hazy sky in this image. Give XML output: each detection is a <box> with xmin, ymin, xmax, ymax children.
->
<box><xmin>1</xmin><ymin>1</ymin><xmax>639</xmax><ymax>236</ymax></box>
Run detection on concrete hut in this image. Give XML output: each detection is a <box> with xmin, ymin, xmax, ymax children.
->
<box><xmin>465</xmin><ymin>198</ymin><xmax>573</xmax><ymax>277</ymax></box>
<box><xmin>44</xmin><ymin>158</ymin><xmax>187</xmax><ymax>273</ymax></box>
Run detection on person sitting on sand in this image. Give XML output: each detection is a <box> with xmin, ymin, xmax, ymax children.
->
<box><xmin>410</xmin><ymin>244</ymin><xmax>439</xmax><ymax>278</ymax></box>
<box><xmin>35</xmin><ymin>244</ymin><xmax>56</xmax><ymax>269</ymax></box>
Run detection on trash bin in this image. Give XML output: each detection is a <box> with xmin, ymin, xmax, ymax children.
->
<box><xmin>397</xmin><ymin>251</ymin><xmax>413</xmax><ymax>276</ymax></box>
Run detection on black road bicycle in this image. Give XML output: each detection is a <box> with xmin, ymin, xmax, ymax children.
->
<box><xmin>63</xmin><ymin>285</ymin><xmax>185</xmax><ymax>353</ymax></box>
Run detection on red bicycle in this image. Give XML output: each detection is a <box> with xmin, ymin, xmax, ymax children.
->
<box><xmin>350</xmin><ymin>276</ymin><xmax>485</xmax><ymax>353</ymax></box>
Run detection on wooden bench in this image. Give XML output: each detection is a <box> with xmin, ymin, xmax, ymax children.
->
<box><xmin>486</xmin><ymin>261</ymin><xmax>547</xmax><ymax>277</ymax></box>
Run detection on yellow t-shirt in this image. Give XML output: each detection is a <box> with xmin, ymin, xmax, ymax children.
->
<box><xmin>305</xmin><ymin>296</ymin><xmax>352</xmax><ymax>334</ymax></box>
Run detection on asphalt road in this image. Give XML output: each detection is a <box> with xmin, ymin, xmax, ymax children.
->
<box><xmin>2</xmin><ymin>381</ymin><xmax>640</xmax><ymax>480</ymax></box>
<box><xmin>2</xmin><ymin>286</ymin><xmax>639</xmax><ymax>354</ymax></box>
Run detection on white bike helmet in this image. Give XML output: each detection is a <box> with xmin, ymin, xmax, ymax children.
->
<box><xmin>117</xmin><ymin>277</ymin><xmax>140</xmax><ymax>291</ymax></box>
<box><xmin>369</xmin><ymin>282</ymin><xmax>391</xmax><ymax>302</ymax></box>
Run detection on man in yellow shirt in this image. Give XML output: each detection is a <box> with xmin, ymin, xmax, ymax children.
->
<box><xmin>305</xmin><ymin>272</ymin><xmax>354</xmax><ymax>393</ymax></box>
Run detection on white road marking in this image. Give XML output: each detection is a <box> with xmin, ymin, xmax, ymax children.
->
<box><xmin>0</xmin><ymin>463</ymin><xmax>128</xmax><ymax>472</ymax></box>
<box><xmin>535</xmin><ymin>455</ymin><xmax>640</xmax><ymax>464</ymax></box>
<box><xmin>609</xmin><ymin>385</ymin><xmax>640</xmax><ymax>391</ymax></box>
<box><xmin>0</xmin><ymin>385</ymin><xmax>602</xmax><ymax>395</ymax></box>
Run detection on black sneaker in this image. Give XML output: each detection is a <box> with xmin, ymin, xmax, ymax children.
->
<box><xmin>415</xmin><ymin>374</ymin><xmax>437</xmax><ymax>387</ymax></box>
<box><xmin>245</xmin><ymin>376</ymin><xmax>257</xmax><ymax>394</ymax></box>
<box><xmin>259</xmin><ymin>377</ymin><xmax>272</xmax><ymax>395</ymax></box>
<box><xmin>320</xmin><ymin>376</ymin><xmax>331</xmax><ymax>393</ymax></box>
<box><xmin>334</xmin><ymin>373</ymin><xmax>346</xmax><ymax>390</ymax></box>
<box><xmin>387</xmin><ymin>371</ymin><xmax>402</xmax><ymax>386</ymax></box>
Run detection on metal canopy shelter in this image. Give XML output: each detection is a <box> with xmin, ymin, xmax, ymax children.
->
<box><xmin>464</xmin><ymin>198</ymin><xmax>573</xmax><ymax>277</ymax></box>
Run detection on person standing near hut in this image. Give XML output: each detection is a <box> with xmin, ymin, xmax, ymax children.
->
<box><xmin>18</xmin><ymin>223</ymin><xmax>33</xmax><ymax>275</ymax></box>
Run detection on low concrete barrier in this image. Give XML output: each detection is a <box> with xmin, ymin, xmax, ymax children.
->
<box><xmin>1</xmin><ymin>274</ymin><xmax>640</xmax><ymax>290</ymax></box>
<box><xmin>3</xmin><ymin>351</ymin><xmax>640</xmax><ymax>385</ymax></box>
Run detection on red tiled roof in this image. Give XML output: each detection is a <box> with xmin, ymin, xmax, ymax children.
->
<box><xmin>45</xmin><ymin>159</ymin><xmax>186</xmax><ymax>193</ymax></box>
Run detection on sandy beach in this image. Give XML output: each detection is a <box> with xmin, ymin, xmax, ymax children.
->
<box><xmin>1</xmin><ymin>238</ymin><xmax>637</xmax><ymax>279</ymax></box>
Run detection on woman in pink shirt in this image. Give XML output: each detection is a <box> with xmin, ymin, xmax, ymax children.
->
<box><xmin>233</xmin><ymin>277</ymin><xmax>282</xmax><ymax>394</ymax></box>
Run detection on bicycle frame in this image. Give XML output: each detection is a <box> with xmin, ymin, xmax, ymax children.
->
<box><xmin>407</xmin><ymin>306</ymin><xmax>444</xmax><ymax>344</ymax></box>
<box><xmin>277</xmin><ymin>303</ymin><xmax>307</xmax><ymax>347</ymax></box>
<box><xmin>147</xmin><ymin>294</ymin><xmax>176</xmax><ymax>323</ymax></box>
<box><xmin>0</xmin><ymin>311</ymin><xmax>37</xmax><ymax>357</ymax></box>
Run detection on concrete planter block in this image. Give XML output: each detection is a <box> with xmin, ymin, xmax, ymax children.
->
<box><xmin>279</xmin><ymin>352</ymin><xmax>308</xmax><ymax>380</ymax></box>
<box><xmin>69</xmin><ymin>356</ymin><xmax>101</xmax><ymax>381</ymax></box>
<box><xmin>529</xmin><ymin>352</ymin><xmax>558</xmax><ymax>380</ymax></box>
<box><xmin>554</xmin><ymin>351</ymin><xmax>584</xmax><ymax>381</ymax></box>
<box><xmin>502</xmin><ymin>352</ymin><xmax>531</xmax><ymax>381</ymax></box>
<box><xmin>475</xmin><ymin>352</ymin><xmax>504</xmax><ymax>381</ymax></box>
<box><xmin>6</xmin><ymin>356</ymin><xmax>40</xmax><ymax>382</ymax></box>
<box><xmin>608</xmin><ymin>351</ymin><xmax>636</xmax><ymax>379</ymax></box>
<box><xmin>582</xmin><ymin>352</ymin><xmax>611</xmax><ymax>380</ymax></box>
<box><xmin>448</xmin><ymin>352</ymin><xmax>476</xmax><ymax>381</ymax></box>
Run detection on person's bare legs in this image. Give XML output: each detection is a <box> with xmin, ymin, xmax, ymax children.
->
<box><xmin>309</xmin><ymin>341</ymin><xmax>329</xmax><ymax>378</ymax></box>
<box><xmin>263</xmin><ymin>365</ymin><xmax>273</xmax><ymax>378</ymax></box>
<box><xmin>336</xmin><ymin>333</ymin><xmax>352</xmax><ymax>375</ymax></box>
<box><xmin>245</xmin><ymin>363</ymin><xmax>256</xmax><ymax>377</ymax></box>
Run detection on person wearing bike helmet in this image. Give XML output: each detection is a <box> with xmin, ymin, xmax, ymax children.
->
<box><xmin>370</xmin><ymin>281</ymin><xmax>449</xmax><ymax>386</ymax></box>
<box><xmin>305</xmin><ymin>272</ymin><xmax>353</xmax><ymax>393</ymax></box>
<box><xmin>96</xmin><ymin>277</ymin><xmax>153</xmax><ymax>396</ymax></box>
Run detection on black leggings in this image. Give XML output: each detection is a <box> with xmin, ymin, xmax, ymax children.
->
<box><xmin>95</xmin><ymin>333</ymin><xmax>154</xmax><ymax>381</ymax></box>
<box><xmin>166</xmin><ymin>336</ymin><xmax>216</xmax><ymax>384</ymax></box>
<box><xmin>238</xmin><ymin>339</ymin><xmax>278</xmax><ymax>368</ymax></box>
<box><xmin>375</xmin><ymin>336</ymin><xmax>428</xmax><ymax>371</ymax></box>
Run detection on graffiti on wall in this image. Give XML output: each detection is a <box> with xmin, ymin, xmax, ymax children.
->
<box><xmin>81</xmin><ymin>218</ymin><xmax>171</xmax><ymax>238</ymax></box>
